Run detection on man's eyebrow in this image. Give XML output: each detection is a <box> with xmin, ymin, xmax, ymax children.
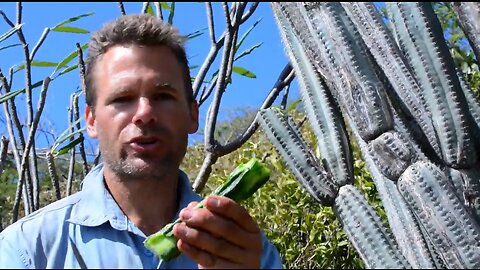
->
<box><xmin>154</xmin><ymin>82</ymin><xmax>178</xmax><ymax>92</ymax></box>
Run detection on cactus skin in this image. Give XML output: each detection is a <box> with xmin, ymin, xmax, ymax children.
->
<box><xmin>389</xmin><ymin>2</ymin><xmax>477</xmax><ymax>168</ymax></box>
<box><xmin>265</xmin><ymin>2</ymin><xmax>480</xmax><ymax>269</ymax></box>
<box><xmin>272</xmin><ymin>1</ymin><xmax>353</xmax><ymax>187</ymax></box>
<box><xmin>398</xmin><ymin>162</ymin><xmax>480</xmax><ymax>268</ymax></box>
<box><xmin>257</xmin><ymin>108</ymin><xmax>338</xmax><ymax>206</ymax></box>
<box><xmin>334</xmin><ymin>185</ymin><xmax>411</xmax><ymax>269</ymax></box>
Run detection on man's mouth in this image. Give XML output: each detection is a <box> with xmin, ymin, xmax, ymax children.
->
<box><xmin>128</xmin><ymin>136</ymin><xmax>162</xmax><ymax>152</ymax></box>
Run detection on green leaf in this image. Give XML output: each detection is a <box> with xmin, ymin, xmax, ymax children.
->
<box><xmin>0</xmin><ymin>43</ymin><xmax>21</xmax><ymax>52</ymax></box>
<box><xmin>0</xmin><ymin>23</ymin><xmax>23</xmax><ymax>44</ymax></box>
<box><xmin>51</xmin><ymin>26</ymin><xmax>90</xmax><ymax>34</ymax></box>
<box><xmin>32</xmin><ymin>61</ymin><xmax>59</xmax><ymax>67</ymax></box>
<box><xmin>232</xmin><ymin>66</ymin><xmax>256</xmax><ymax>78</ymax></box>
<box><xmin>54</xmin><ymin>136</ymin><xmax>84</xmax><ymax>157</ymax></box>
<box><xmin>234</xmin><ymin>42</ymin><xmax>263</xmax><ymax>61</ymax></box>
<box><xmin>52</xmin><ymin>12</ymin><xmax>95</xmax><ymax>28</ymax></box>
<box><xmin>52</xmin><ymin>42</ymin><xmax>88</xmax><ymax>76</ymax></box>
<box><xmin>168</xmin><ymin>2</ymin><xmax>176</xmax><ymax>25</ymax></box>
<box><xmin>185</xmin><ymin>28</ymin><xmax>207</xmax><ymax>40</ymax></box>
<box><xmin>52</xmin><ymin>125</ymin><xmax>86</xmax><ymax>152</ymax></box>
<box><xmin>146</xmin><ymin>2</ymin><xmax>155</xmax><ymax>16</ymax></box>
<box><xmin>160</xmin><ymin>2</ymin><xmax>172</xmax><ymax>11</ymax></box>
<box><xmin>58</xmin><ymin>64</ymin><xmax>79</xmax><ymax>77</ymax></box>
<box><xmin>14</xmin><ymin>61</ymin><xmax>60</xmax><ymax>74</ymax></box>
<box><xmin>235</xmin><ymin>18</ymin><xmax>262</xmax><ymax>53</ymax></box>
<box><xmin>0</xmin><ymin>80</ymin><xmax>43</xmax><ymax>104</ymax></box>
<box><xmin>287</xmin><ymin>98</ymin><xmax>301</xmax><ymax>112</ymax></box>
<box><xmin>189</xmin><ymin>65</ymin><xmax>199</xmax><ymax>70</ymax></box>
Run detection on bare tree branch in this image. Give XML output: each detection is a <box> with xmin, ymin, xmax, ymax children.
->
<box><xmin>141</xmin><ymin>2</ymin><xmax>150</xmax><ymax>14</ymax></box>
<box><xmin>154</xmin><ymin>2</ymin><xmax>163</xmax><ymax>21</ymax></box>
<box><xmin>205</xmin><ymin>2</ymin><xmax>216</xmax><ymax>45</ymax></box>
<box><xmin>193</xmin><ymin>64</ymin><xmax>294</xmax><ymax>192</ymax></box>
<box><xmin>76</xmin><ymin>43</ymin><xmax>90</xmax><ymax>176</ymax></box>
<box><xmin>118</xmin><ymin>2</ymin><xmax>126</xmax><ymax>15</ymax></box>
<box><xmin>30</xmin><ymin>28</ymin><xmax>50</xmax><ymax>61</ymax></box>
<box><xmin>0</xmin><ymin>136</ymin><xmax>9</xmax><ymax>174</ymax></box>
<box><xmin>66</xmin><ymin>94</ymin><xmax>76</xmax><ymax>197</ymax></box>
<box><xmin>219</xmin><ymin>64</ymin><xmax>294</xmax><ymax>155</ymax></box>
<box><xmin>204</xmin><ymin>12</ymin><xmax>238</xmax><ymax>153</ymax></box>
<box><xmin>12</xmin><ymin>77</ymin><xmax>51</xmax><ymax>222</ymax></box>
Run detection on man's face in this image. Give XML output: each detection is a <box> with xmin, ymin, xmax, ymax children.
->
<box><xmin>85</xmin><ymin>44</ymin><xmax>199</xmax><ymax>180</ymax></box>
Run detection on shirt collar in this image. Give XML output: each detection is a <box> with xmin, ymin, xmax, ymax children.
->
<box><xmin>67</xmin><ymin>163</ymin><xmax>202</xmax><ymax>235</ymax></box>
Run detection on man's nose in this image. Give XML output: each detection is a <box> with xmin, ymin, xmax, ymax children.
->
<box><xmin>132</xmin><ymin>97</ymin><xmax>157</xmax><ymax>124</ymax></box>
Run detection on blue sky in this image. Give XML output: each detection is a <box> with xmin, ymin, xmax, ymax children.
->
<box><xmin>0</xmin><ymin>2</ymin><xmax>296</xmax><ymax>154</ymax></box>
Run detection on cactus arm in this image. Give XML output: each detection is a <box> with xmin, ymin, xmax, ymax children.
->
<box><xmin>257</xmin><ymin>108</ymin><xmax>338</xmax><ymax>206</ymax></box>
<box><xmin>388</xmin><ymin>2</ymin><xmax>477</xmax><ymax>168</ymax></box>
<box><xmin>334</xmin><ymin>184</ymin><xmax>411</xmax><ymax>269</ymax></box>
<box><xmin>271</xmin><ymin>2</ymin><xmax>353</xmax><ymax>187</ymax></box>
<box><xmin>342</xmin><ymin>2</ymin><xmax>442</xmax><ymax>161</ymax></box>
<box><xmin>398</xmin><ymin>161</ymin><xmax>480</xmax><ymax>268</ymax></box>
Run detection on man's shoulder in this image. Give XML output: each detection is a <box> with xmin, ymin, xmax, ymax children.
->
<box><xmin>0</xmin><ymin>191</ymin><xmax>83</xmax><ymax>239</ymax></box>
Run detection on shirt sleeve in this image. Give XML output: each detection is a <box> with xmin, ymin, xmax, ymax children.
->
<box><xmin>260</xmin><ymin>231</ymin><xmax>283</xmax><ymax>269</ymax></box>
<box><xmin>0</xmin><ymin>233</ymin><xmax>30</xmax><ymax>269</ymax></box>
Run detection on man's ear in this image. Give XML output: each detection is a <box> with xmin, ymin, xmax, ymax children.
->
<box><xmin>85</xmin><ymin>105</ymin><xmax>98</xmax><ymax>138</ymax></box>
<box><xmin>188</xmin><ymin>100</ymin><xmax>199</xmax><ymax>134</ymax></box>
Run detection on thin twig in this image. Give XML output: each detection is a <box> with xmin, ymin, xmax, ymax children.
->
<box><xmin>141</xmin><ymin>2</ymin><xmax>150</xmax><ymax>14</ymax></box>
<box><xmin>1</xmin><ymin>67</ymin><xmax>33</xmax><ymax>217</ymax></box>
<box><xmin>118</xmin><ymin>2</ymin><xmax>126</xmax><ymax>15</ymax></box>
<box><xmin>205</xmin><ymin>2</ymin><xmax>216</xmax><ymax>45</ymax></box>
<box><xmin>0</xmin><ymin>136</ymin><xmax>9</xmax><ymax>174</ymax></box>
<box><xmin>66</xmin><ymin>94</ymin><xmax>76</xmax><ymax>197</ymax></box>
<box><xmin>16</xmin><ymin>2</ymin><xmax>22</xmax><ymax>25</ymax></box>
<box><xmin>12</xmin><ymin>77</ymin><xmax>51</xmax><ymax>222</ymax></box>
<box><xmin>220</xmin><ymin>64</ymin><xmax>294</xmax><ymax>155</ymax></box>
<box><xmin>76</xmin><ymin>43</ymin><xmax>90</xmax><ymax>176</ymax></box>
<box><xmin>73</xmin><ymin>94</ymin><xmax>89</xmax><ymax>177</ymax></box>
<box><xmin>222</xmin><ymin>2</ymin><xmax>232</xmax><ymax>29</ymax></box>
<box><xmin>280</xmin><ymin>83</ymin><xmax>291</xmax><ymax>110</ymax></box>
<box><xmin>204</xmin><ymin>14</ymin><xmax>237</xmax><ymax>151</ymax></box>
<box><xmin>154</xmin><ymin>2</ymin><xmax>163</xmax><ymax>20</ymax></box>
<box><xmin>30</xmin><ymin>28</ymin><xmax>50</xmax><ymax>61</ymax></box>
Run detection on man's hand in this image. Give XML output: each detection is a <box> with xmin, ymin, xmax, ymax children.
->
<box><xmin>172</xmin><ymin>195</ymin><xmax>263</xmax><ymax>269</ymax></box>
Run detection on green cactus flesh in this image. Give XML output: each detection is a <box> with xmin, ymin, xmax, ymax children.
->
<box><xmin>144</xmin><ymin>158</ymin><xmax>270</xmax><ymax>261</ymax></box>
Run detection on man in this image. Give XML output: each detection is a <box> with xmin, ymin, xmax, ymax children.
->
<box><xmin>0</xmin><ymin>14</ymin><xmax>283</xmax><ymax>269</ymax></box>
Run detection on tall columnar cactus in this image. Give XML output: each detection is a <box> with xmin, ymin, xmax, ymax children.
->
<box><xmin>259</xmin><ymin>2</ymin><xmax>480</xmax><ymax>268</ymax></box>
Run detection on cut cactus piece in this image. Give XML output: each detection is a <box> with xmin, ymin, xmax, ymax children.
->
<box><xmin>144</xmin><ymin>158</ymin><xmax>270</xmax><ymax>261</ymax></box>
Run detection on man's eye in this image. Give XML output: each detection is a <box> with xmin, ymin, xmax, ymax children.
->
<box><xmin>112</xmin><ymin>96</ymin><xmax>131</xmax><ymax>103</ymax></box>
<box><xmin>155</xmin><ymin>93</ymin><xmax>175</xmax><ymax>100</ymax></box>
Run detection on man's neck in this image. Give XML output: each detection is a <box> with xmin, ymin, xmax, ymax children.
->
<box><xmin>103</xmin><ymin>168</ymin><xmax>179</xmax><ymax>236</ymax></box>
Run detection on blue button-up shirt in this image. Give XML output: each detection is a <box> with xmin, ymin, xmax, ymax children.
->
<box><xmin>0</xmin><ymin>164</ymin><xmax>283</xmax><ymax>269</ymax></box>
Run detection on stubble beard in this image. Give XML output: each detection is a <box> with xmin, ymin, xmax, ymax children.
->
<box><xmin>101</xmin><ymin>144</ymin><xmax>178</xmax><ymax>182</ymax></box>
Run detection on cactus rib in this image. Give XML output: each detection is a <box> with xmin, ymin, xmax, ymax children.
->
<box><xmin>342</xmin><ymin>2</ymin><xmax>442</xmax><ymax>161</ymax></box>
<box><xmin>271</xmin><ymin>2</ymin><xmax>353</xmax><ymax>187</ymax></box>
<box><xmin>391</xmin><ymin>2</ymin><xmax>477</xmax><ymax>168</ymax></box>
<box><xmin>334</xmin><ymin>184</ymin><xmax>411</xmax><ymax>269</ymax></box>
<box><xmin>257</xmin><ymin>108</ymin><xmax>338</xmax><ymax>205</ymax></box>
<box><xmin>398</xmin><ymin>161</ymin><xmax>480</xmax><ymax>268</ymax></box>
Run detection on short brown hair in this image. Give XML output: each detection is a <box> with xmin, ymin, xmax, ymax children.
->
<box><xmin>85</xmin><ymin>14</ymin><xmax>194</xmax><ymax>107</ymax></box>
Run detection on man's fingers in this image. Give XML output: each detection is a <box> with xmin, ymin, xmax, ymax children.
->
<box><xmin>204</xmin><ymin>195</ymin><xmax>261</xmax><ymax>234</ymax></box>
<box><xmin>177</xmin><ymin>240</ymin><xmax>240</xmax><ymax>269</ymax></box>
<box><xmin>178</xmin><ymin>207</ymin><xmax>262</xmax><ymax>251</ymax></box>
<box><xmin>173</xmin><ymin>223</ymin><xmax>247</xmax><ymax>265</ymax></box>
